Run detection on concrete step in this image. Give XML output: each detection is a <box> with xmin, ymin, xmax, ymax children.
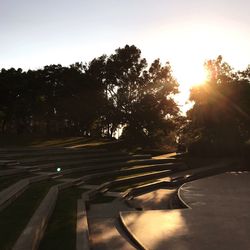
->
<box><xmin>0</xmin><ymin>168</ymin><xmax>27</xmax><ymax>177</ymax></box>
<box><xmin>125</xmin><ymin>162</ymin><xmax>186</xmax><ymax>172</ymax></box>
<box><xmin>18</xmin><ymin>151</ymin><xmax>129</xmax><ymax>166</ymax></box>
<box><xmin>0</xmin><ymin>160</ymin><xmax>20</xmax><ymax>166</ymax></box>
<box><xmin>0</xmin><ymin>147</ymin><xmax>107</xmax><ymax>159</ymax></box>
<box><xmin>107</xmin><ymin>170</ymin><xmax>172</xmax><ymax>189</ymax></box>
<box><xmin>127</xmin><ymin>157</ymin><xmax>180</xmax><ymax>166</ymax></box>
<box><xmin>12</xmin><ymin>186</ymin><xmax>59</xmax><ymax>250</ymax></box>
<box><xmin>84</xmin><ymin>162</ymin><xmax>185</xmax><ymax>184</ymax></box>
<box><xmin>170</xmin><ymin>161</ymin><xmax>236</xmax><ymax>186</ymax></box>
<box><xmin>0</xmin><ymin>179</ymin><xmax>29</xmax><ymax>211</ymax></box>
<box><xmin>53</xmin><ymin>158</ymin><xmax>181</xmax><ymax>180</ymax></box>
<box><xmin>64</xmin><ymin>160</ymin><xmax>185</xmax><ymax>182</ymax></box>
<box><xmin>22</xmin><ymin>154</ymin><xmax>152</xmax><ymax>171</ymax></box>
<box><xmin>76</xmin><ymin>197</ymin><xmax>91</xmax><ymax>250</ymax></box>
<box><xmin>87</xmin><ymin>171</ymin><xmax>171</xmax><ymax>198</ymax></box>
<box><xmin>87</xmin><ymin>199</ymin><xmax>137</xmax><ymax>250</ymax></box>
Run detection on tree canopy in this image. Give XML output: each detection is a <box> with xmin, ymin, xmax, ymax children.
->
<box><xmin>2</xmin><ymin>47</ymin><xmax>250</xmax><ymax>152</ymax></box>
<box><xmin>187</xmin><ymin>56</ymin><xmax>250</xmax><ymax>155</ymax></box>
<box><xmin>0</xmin><ymin>45</ymin><xmax>180</xmax><ymax>146</ymax></box>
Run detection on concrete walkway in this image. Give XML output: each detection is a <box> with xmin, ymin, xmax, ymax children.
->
<box><xmin>89</xmin><ymin>218</ymin><xmax>136</xmax><ymax>250</ymax></box>
<box><xmin>131</xmin><ymin>188</ymin><xmax>176</xmax><ymax>210</ymax></box>
<box><xmin>121</xmin><ymin>172</ymin><xmax>250</xmax><ymax>250</ymax></box>
<box><xmin>88</xmin><ymin>200</ymin><xmax>136</xmax><ymax>250</ymax></box>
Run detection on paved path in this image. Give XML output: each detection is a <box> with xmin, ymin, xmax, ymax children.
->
<box><xmin>132</xmin><ymin>189</ymin><xmax>175</xmax><ymax>210</ymax></box>
<box><xmin>121</xmin><ymin>172</ymin><xmax>250</xmax><ymax>250</ymax></box>
<box><xmin>88</xmin><ymin>218</ymin><xmax>135</xmax><ymax>250</ymax></box>
<box><xmin>88</xmin><ymin>200</ymin><xmax>136</xmax><ymax>250</ymax></box>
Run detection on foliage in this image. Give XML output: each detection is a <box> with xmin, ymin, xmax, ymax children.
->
<box><xmin>187</xmin><ymin>56</ymin><xmax>250</xmax><ymax>155</ymax></box>
<box><xmin>0</xmin><ymin>45</ymin><xmax>180</xmax><ymax>147</ymax></box>
<box><xmin>105</xmin><ymin>45</ymin><xmax>179</xmax><ymax>145</ymax></box>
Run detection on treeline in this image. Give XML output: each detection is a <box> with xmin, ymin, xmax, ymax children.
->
<box><xmin>1</xmin><ymin>45</ymin><xmax>250</xmax><ymax>153</ymax></box>
<box><xmin>184</xmin><ymin>56</ymin><xmax>250</xmax><ymax>155</ymax></box>
<box><xmin>0</xmin><ymin>45</ymin><xmax>180</xmax><ymax>145</ymax></box>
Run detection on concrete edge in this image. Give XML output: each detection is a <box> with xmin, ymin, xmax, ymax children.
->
<box><xmin>176</xmin><ymin>162</ymin><xmax>235</xmax><ymax>210</ymax></box>
<box><xmin>125</xmin><ymin>180</ymin><xmax>168</xmax><ymax>199</ymax></box>
<box><xmin>87</xmin><ymin>169</ymin><xmax>172</xmax><ymax>202</ymax></box>
<box><xmin>87</xmin><ymin>182</ymin><xmax>110</xmax><ymax>200</ymax></box>
<box><xmin>28</xmin><ymin>175</ymin><xmax>50</xmax><ymax>183</ymax></box>
<box><xmin>23</xmin><ymin>154</ymin><xmax>150</xmax><ymax>171</ymax></box>
<box><xmin>56</xmin><ymin>157</ymin><xmax>178</xmax><ymax>178</ymax></box>
<box><xmin>0</xmin><ymin>179</ymin><xmax>29</xmax><ymax>212</ymax></box>
<box><xmin>19</xmin><ymin>151</ymin><xmax>128</xmax><ymax>165</ymax></box>
<box><xmin>76</xmin><ymin>199</ymin><xmax>90</xmax><ymax>250</ymax></box>
<box><xmin>12</xmin><ymin>178</ymin><xmax>84</xmax><ymax>250</ymax></box>
<box><xmin>177</xmin><ymin>184</ymin><xmax>192</xmax><ymax>209</ymax></box>
<box><xmin>0</xmin><ymin>168</ymin><xmax>27</xmax><ymax>177</ymax></box>
<box><xmin>108</xmin><ymin>170</ymin><xmax>171</xmax><ymax>190</ymax></box>
<box><xmin>81</xmin><ymin>162</ymin><xmax>183</xmax><ymax>184</ymax></box>
<box><xmin>0</xmin><ymin>175</ymin><xmax>51</xmax><ymax>212</ymax></box>
<box><xmin>12</xmin><ymin>185</ymin><xmax>59</xmax><ymax>250</ymax></box>
<box><xmin>57</xmin><ymin>181</ymin><xmax>75</xmax><ymax>190</ymax></box>
<box><xmin>119</xmin><ymin>211</ymin><xmax>147</xmax><ymax>250</ymax></box>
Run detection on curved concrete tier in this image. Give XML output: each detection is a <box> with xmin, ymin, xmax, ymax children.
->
<box><xmin>120</xmin><ymin>172</ymin><xmax>250</xmax><ymax>250</ymax></box>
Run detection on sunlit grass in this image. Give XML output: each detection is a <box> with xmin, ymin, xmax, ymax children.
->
<box><xmin>0</xmin><ymin>135</ymin><xmax>109</xmax><ymax>148</ymax></box>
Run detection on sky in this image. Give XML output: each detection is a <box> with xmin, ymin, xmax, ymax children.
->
<box><xmin>1</xmin><ymin>0</ymin><xmax>250</xmax><ymax>109</ymax></box>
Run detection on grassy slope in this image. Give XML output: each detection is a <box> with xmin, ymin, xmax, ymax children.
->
<box><xmin>0</xmin><ymin>181</ymin><xmax>55</xmax><ymax>250</ymax></box>
<box><xmin>0</xmin><ymin>135</ymin><xmax>113</xmax><ymax>148</ymax></box>
<box><xmin>0</xmin><ymin>135</ymin><xmax>175</xmax><ymax>155</ymax></box>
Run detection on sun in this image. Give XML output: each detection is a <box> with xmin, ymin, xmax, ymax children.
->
<box><xmin>174</xmin><ymin>62</ymin><xmax>208</xmax><ymax>89</ymax></box>
<box><xmin>173</xmin><ymin>62</ymin><xmax>208</xmax><ymax>113</ymax></box>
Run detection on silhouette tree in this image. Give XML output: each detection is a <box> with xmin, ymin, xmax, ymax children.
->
<box><xmin>105</xmin><ymin>45</ymin><xmax>180</xmax><ymax>145</ymax></box>
<box><xmin>0</xmin><ymin>45</ymin><xmax>181</xmax><ymax>147</ymax></box>
<box><xmin>187</xmin><ymin>56</ymin><xmax>250</xmax><ymax>155</ymax></box>
<box><xmin>0</xmin><ymin>68</ymin><xmax>26</xmax><ymax>134</ymax></box>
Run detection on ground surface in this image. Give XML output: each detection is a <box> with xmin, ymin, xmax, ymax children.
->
<box><xmin>121</xmin><ymin>172</ymin><xmax>250</xmax><ymax>250</ymax></box>
<box><xmin>1</xmin><ymin>137</ymin><xmax>248</xmax><ymax>250</ymax></box>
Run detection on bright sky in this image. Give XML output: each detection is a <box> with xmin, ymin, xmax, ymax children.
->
<box><xmin>1</xmin><ymin>0</ymin><xmax>250</xmax><ymax>110</ymax></box>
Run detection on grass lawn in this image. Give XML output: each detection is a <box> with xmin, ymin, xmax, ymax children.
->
<box><xmin>39</xmin><ymin>187</ymin><xmax>85</xmax><ymax>250</ymax></box>
<box><xmin>0</xmin><ymin>135</ymin><xmax>121</xmax><ymax>149</ymax></box>
<box><xmin>0</xmin><ymin>135</ymin><xmax>90</xmax><ymax>148</ymax></box>
<box><xmin>85</xmin><ymin>169</ymin><xmax>160</xmax><ymax>185</ymax></box>
<box><xmin>0</xmin><ymin>181</ymin><xmax>55</xmax><ymax>250</ymax></box>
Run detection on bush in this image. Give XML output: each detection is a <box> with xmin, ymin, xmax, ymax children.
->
<box><xmin>188</xmin><ymin>137</ymin><xmax>244</xmax><ymax>156</ymax></box>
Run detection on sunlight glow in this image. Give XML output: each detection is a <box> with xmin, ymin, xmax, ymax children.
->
<box><xmin>140</xmin><ymin>19</ymin><xmax>250</xmax><ymax>113</ymax></box>
<box><xmin>122</xmin><ymin>210</ymin><xmax>188</xmax><ymax>249</ymax></box>
<box><xmin>174</xmin><ymin>63</ymin><xmax>208</xmax><ymax>89</ymax></box>
<box><xmin>173</xmin><ymin>62</ymin><xmax>208</xmax><ymax>113</ymax></box>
